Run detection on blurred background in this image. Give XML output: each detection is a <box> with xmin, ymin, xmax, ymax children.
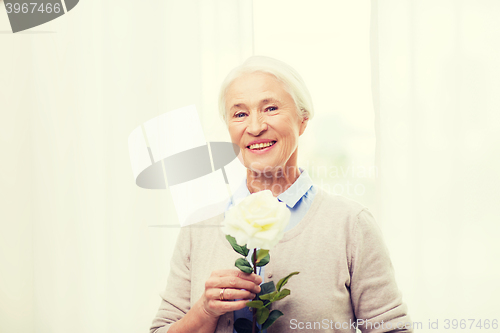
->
<box><xmin>1</xmin><ymin>0</ymin><xmax>499</xmax><ymax>332</ymax></box>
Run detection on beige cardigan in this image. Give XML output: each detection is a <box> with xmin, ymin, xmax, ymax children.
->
<box><xmin>150</xmin><ymin>189</ymin><xmax>413</xmax><ymax>333</ymax></box>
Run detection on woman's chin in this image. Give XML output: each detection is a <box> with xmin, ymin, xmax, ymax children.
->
<box><xmin>245</xmin><ymin>160</ymin><xmax>282</xmax><ymax>174</ymax></box>
<box><xmin>245</xmin><ymin>158</ymin><xmax>276</xmax><ymax>173</ymax></box>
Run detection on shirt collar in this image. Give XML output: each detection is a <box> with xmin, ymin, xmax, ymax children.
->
<box><xmin>277</xmin><ymin>168</ymin><xmax>313</xmax><ymax>208</ymax></box>
<box><xmin>228</xmin><ymin>168</ymin><xmax>313</xmax><ymax>209</ymax></box>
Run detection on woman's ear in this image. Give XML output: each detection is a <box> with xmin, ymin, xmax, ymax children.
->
<box><xmin>299</xmin><ymin>116</ymin><xmax>309</xmax><ymax>136</ymax></box>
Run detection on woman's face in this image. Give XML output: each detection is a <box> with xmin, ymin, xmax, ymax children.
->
<box><xmin>225</xmin><ymin>72</ymin><xmax>308</xmax><ymax>174</ymax></box>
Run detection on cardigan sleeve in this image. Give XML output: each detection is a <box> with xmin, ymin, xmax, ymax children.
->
<box><xmin>150</xmin><ymin>227</ymin><xmax>192</xmax><ymax>333</ymax></box>
<box><xmin>349</xmin><ymin>209</ymin><xmax>413</xmax><ymax>333</ymax></box>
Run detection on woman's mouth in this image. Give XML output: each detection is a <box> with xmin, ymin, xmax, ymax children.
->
<box><xmin>247</xmin><ymin>141</ymin><xmax>277</xmax><ymax>150</ymax></box>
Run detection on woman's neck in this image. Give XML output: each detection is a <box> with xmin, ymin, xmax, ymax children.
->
<box><xmin>246</xmin><ymin>165</ymin><xmax>301</xmax><ymax>197</ymax></box>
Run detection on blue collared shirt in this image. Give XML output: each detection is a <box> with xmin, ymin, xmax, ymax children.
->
<box><xmin>225</xmin><ymin>168</ymin><xmax>317</xmax><ymax>333</ymax></box>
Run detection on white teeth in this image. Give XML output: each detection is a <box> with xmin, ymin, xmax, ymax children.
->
<box><xmin>249</xmin><ymin>141</ymin><xmax>275</xmax><ymax>150</ymax></box>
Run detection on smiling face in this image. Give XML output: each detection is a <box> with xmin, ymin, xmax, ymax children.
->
<box><xmin>225</xmin><ymin>72</ymin><xmax>308</xmax><ymax>174</ymax></box>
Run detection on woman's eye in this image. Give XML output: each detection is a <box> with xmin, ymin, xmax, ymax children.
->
<box><xmin>235</xmin><ymin>112</ymin><xmax>247</xmax><ymax>118</ymax></box>
<box><xmin>265</xmin><ymin>106</ymin><xmax>278</xmax><ymax>112</ymax></box>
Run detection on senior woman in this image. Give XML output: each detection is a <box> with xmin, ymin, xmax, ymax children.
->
<box><xmin>150</xmin><ymin>56</ymin><xmax>412</xmax><ymax>333</ymax></box>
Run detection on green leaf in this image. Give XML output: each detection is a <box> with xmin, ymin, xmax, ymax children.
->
<box><xmin>235</xmin><ymin>258</ymin><xmax>253</xmax><ymax>274</ymax></box>
<box><xmin>276</xmin><ymin>271</ymin><xmax>300</xmax><ymax>291</ymax></box>
<box><xmin>245</xmin><ymin>300</ymin><xmax>264</xmax><ymax>309</ymax></box>
<box><xmin>262</xmin><ymin>310</ymin><xmax>284</xmax><ymax>329</ymax></box>
<box><xmin>258</xmin><ymin>291</ymin><xmax>278</xmax><ymax>301</ymax></box>
<box><xmin>226</xmin><ymin>235</ymin><xmax>249</xmax><ymax>257</ymax></box>
<box><xmin>256</xmin><ymin>306</ymin><xmax>270</xmax><ymax>325</ymax></box>
<box><xmin>273</xmin><ymin>288</ymin><xmax>290</xmax><ymax>302</ymax></box>
<box><xmin>257</xmin><ymin>281</ymin><xmax>275</xmax><ymax>297</ymax></box>
<box><xmin>255</xmin><ymin>253</ymin><xmax>270</xmax><ymax>267</ymax></box>
<box><xmin>255</xmin><ymin>249</ymin><xmax>269</xmax><ymax>264</ymax></box>
<box><xmin>256</xmin><ymin>281</ymin><xmax>275</xmax><ymax>307</ymax></box>
<box><xmin>234</xmin><ymin>318</ymin><xmax>253</xmax><ymax>333</ymax></box>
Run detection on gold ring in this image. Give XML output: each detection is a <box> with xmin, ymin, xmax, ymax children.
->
<box><xmin>219</xmin><ymin>288</ymin><xmax>226</xmax><ymax>301</ymax></box>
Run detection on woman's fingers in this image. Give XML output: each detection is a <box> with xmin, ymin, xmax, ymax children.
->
<box><xmin>210</xmin><ymin>269</ymin><xmax>263</xmax><ymax>284</ymax></box>
<box><xmin>216</xmin><ymin>288</ymin><xmax>256</xmax><ymax>302</ymax></box>
<box><xmin>204</xmin><ymin>298</ymin><xmax>253</xmax><ymax>316</ymax></box>
<box><xmin>201</xmin><ymin>269</ymin><xmax>263</xmax><ymax>317</ymax></box>
<box><xmin>205</xmin><ymin>275</ymin><xmax>261</xmax><ymax>294</ymax></box>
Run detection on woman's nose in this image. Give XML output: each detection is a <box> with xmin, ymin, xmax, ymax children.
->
<box><xmin>246</xmin><ymin>113</ymin><xmax>267</xmax><ymax>136</ymax></box>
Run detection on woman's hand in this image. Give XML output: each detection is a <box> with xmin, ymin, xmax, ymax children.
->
<box><xmin>201</xmin><ymin>269</ymin><xmax>262</xmax><ymax>318</ymax></box>
<box><xmin>167</xmin><ymin>269</ymin><xmax>262</xmax><ymax>333</ymax></box>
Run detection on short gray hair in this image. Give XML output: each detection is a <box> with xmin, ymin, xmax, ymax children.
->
<box><xmin>218</xmin><ymin>56</ymin><xmax>314</xmax><ymax>123</ymax></box>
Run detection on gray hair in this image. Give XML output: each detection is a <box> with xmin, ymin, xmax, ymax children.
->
<box><xmin>218</xmin><ymin>56</ymin><xmax>314</xmax><ymax>123</ymax></box>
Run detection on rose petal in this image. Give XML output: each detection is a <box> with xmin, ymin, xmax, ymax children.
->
<box><xmin>222</xmin><ymin>189</ymin><xmax>291</xmax><ymax>250</ymax></box>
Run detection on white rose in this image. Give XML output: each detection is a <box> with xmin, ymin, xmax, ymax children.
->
<box><xmin>222</xmin><ymin>190</ymin><xmax>291</xmax><ymax>250</ymax></box>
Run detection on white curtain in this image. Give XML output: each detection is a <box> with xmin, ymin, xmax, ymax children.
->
<box><xmin>0</xmin><ymin>1</ymin><xmax>252</xmax><ymax>333</ymax></box>
<box><xmin>373</xmin><ymin>0</ymin><xmax>500</xmax><ymax>330</ymax></box>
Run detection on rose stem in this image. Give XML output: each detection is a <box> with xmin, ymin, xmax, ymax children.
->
<box><xmin>252</xmin><ymin>248</ymin><xmax>257</xmax><ymax>333</ymax></box>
